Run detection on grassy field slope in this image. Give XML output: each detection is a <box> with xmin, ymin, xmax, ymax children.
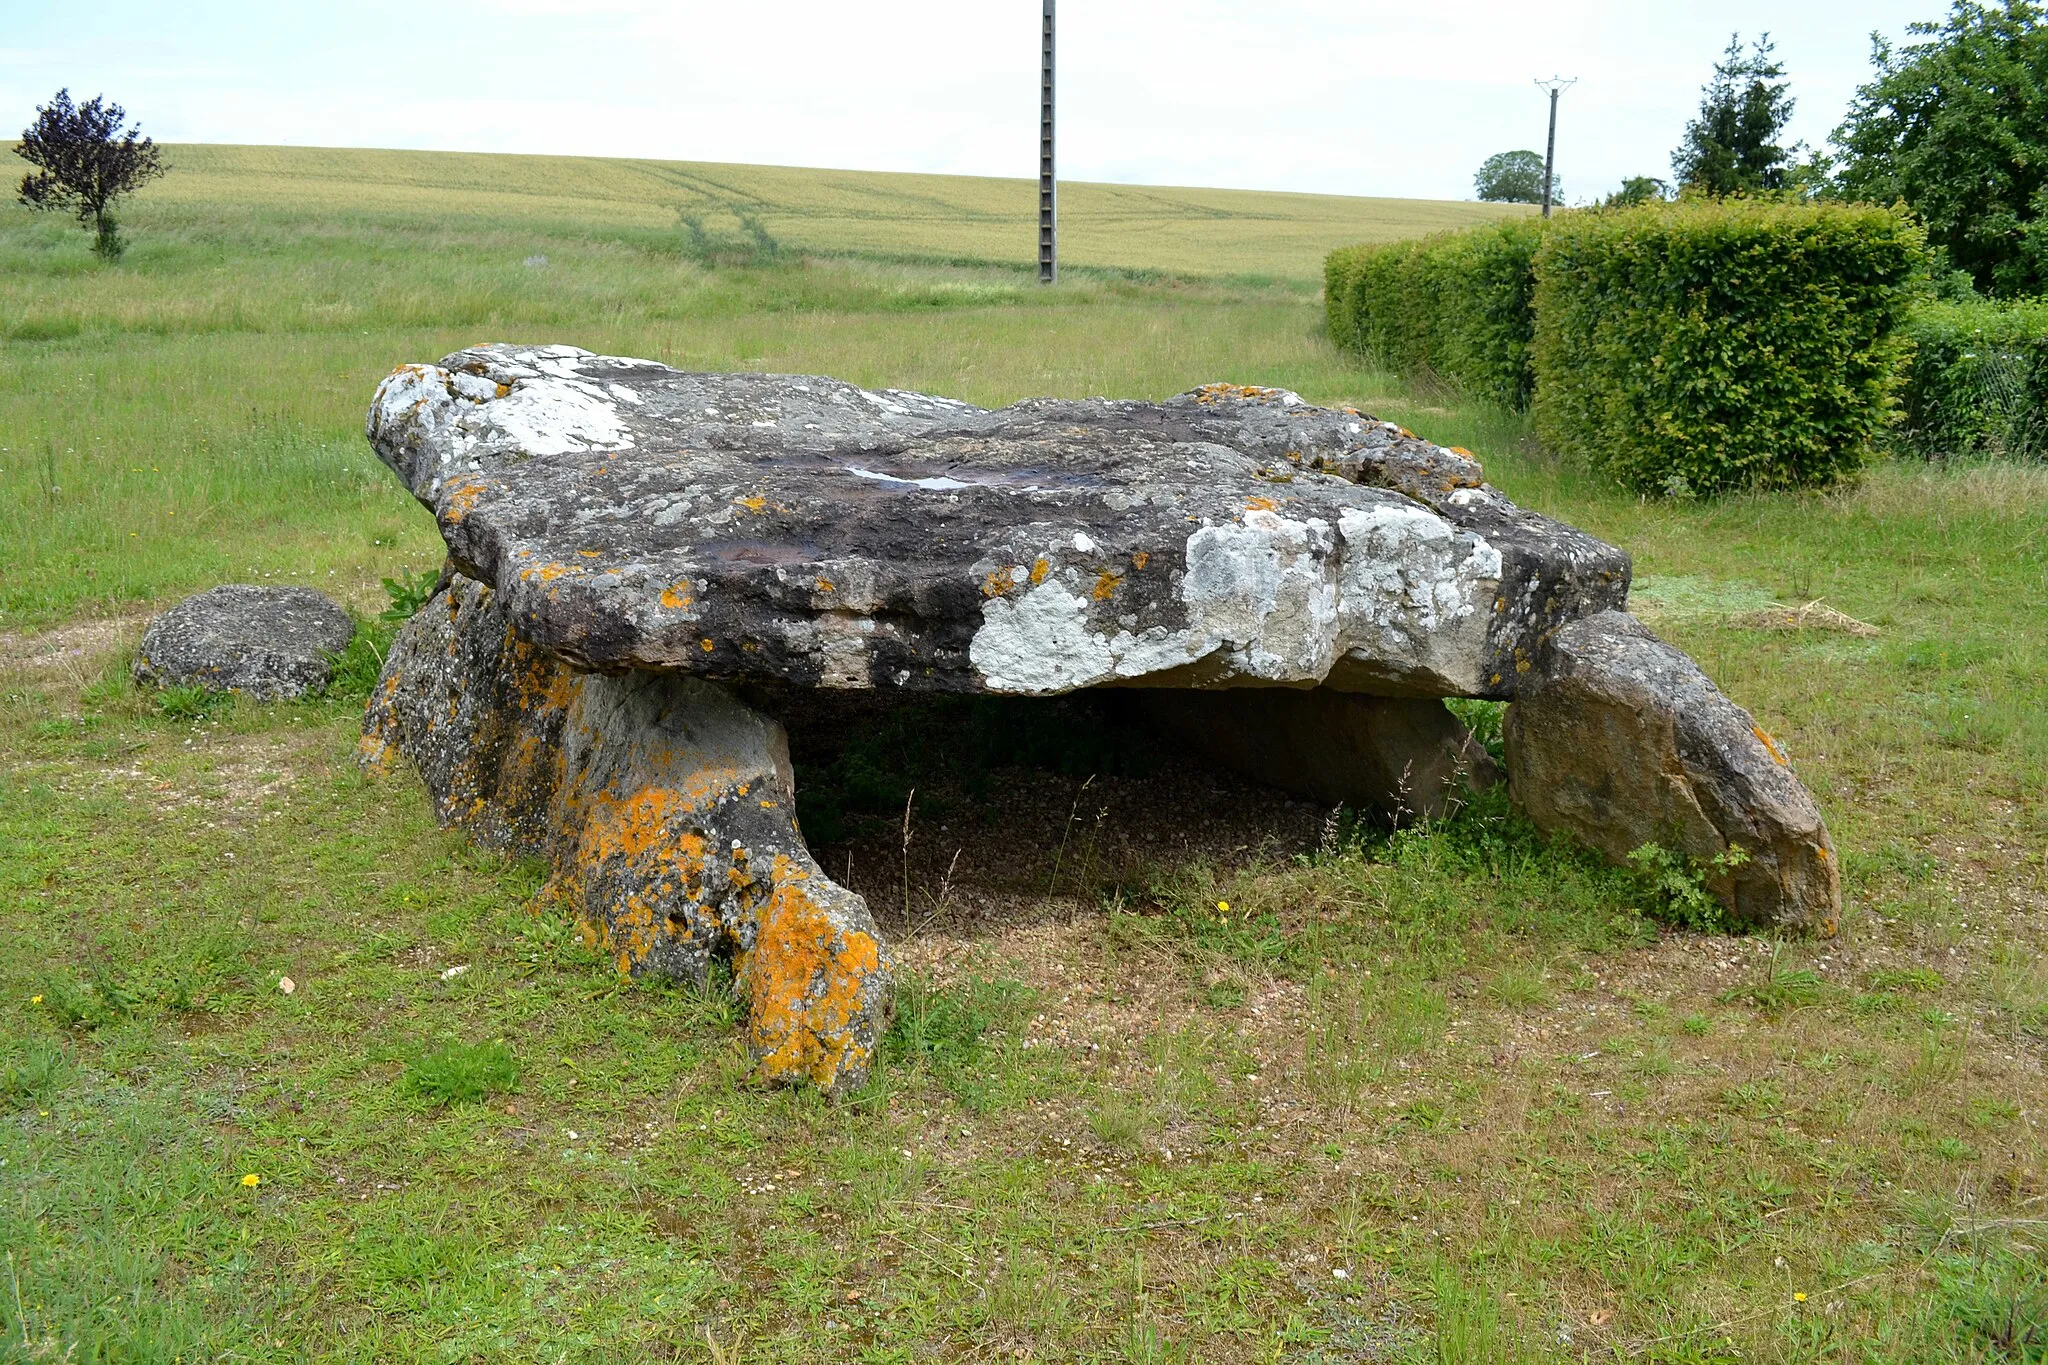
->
<box><xmin>0</xmin><ymin>145</ymin><xmax>2043</xmax><ymax>1363</ymax></box>
<box><xmin>144</xmin><ymin>143</ymin><xmax>1528</xmax><ymax>280</ymax></box>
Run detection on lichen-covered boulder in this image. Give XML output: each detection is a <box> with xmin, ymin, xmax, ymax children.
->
<box><xmin>366</xmin><ymin>345</ymin><xmax>1630</xmax><ymax>699</ymax></box>
<box><xmin>1503</xmin><ymin>610</ymin><xmax>1840</xmax><ymax>933</ymax></box>
<box><xmin>134</xmin><ymin>584</ymin><xmax>354</xmax><ymax>700</ymax></box>
<box><xmin>362</xmin><ymin>579</ymin><xmax>889</xmax><ymax>1095</ymax></box>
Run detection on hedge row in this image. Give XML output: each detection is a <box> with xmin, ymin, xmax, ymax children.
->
<box><xmin>1532</xmin><ymin>201</ymin><xmax>1926</xmax><ymax>495</ymax></box>
<box><xmin>1894</xmin><ymin>297</ymin><xmax>2048</xmax><ymax>460</ymax></box>
<box><xmin>1324</xmin><ymin>218</ymin><xmax>1544</xmax><ymax>408</ymax></box>
<box><xmin>1326</xmin><ymin>201</ymin><xmax>1928</xmax><ymax>495</ymax></box>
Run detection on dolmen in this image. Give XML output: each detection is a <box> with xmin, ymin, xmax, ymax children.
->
<box><xmin>359</xmin><ymin>344</ymin><xmax>1840</xmax><ymax>1095</ymax></box>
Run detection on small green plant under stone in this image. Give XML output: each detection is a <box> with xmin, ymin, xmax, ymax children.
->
<box><xmin>378</xmin><ymin>567</ymin><xmax>441</xmax><ymax>623</ymax></box>
<box><xmin>1624</xmin><ymin>841</ymin><xmax>1745</xmax><ymax>933</ymax></box>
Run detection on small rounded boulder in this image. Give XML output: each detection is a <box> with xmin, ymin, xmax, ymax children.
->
<box><xmin>133</xmin><ymin>584</ymin><xmax>355</xmax><ymax>700</ymax></box>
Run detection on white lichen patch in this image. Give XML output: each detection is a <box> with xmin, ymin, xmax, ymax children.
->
<box><xmin>1181</xmin><ymin>511</ymin><xmax>1339</xmax><ymax>681</ymax></box>
<box><xmin>1333</xmin><ymin>504</ymin><xmax>1500</xmax><ymax>693</ymax></box>
<box><xmin>369</xmin><ymin>351</ymin><xmax>634</xmax><ymax>492</ymax></box>
<box><xmin>968</xmin><ymin>500</ymin><xmax>1503</xmax><ymax>696</ymax></box>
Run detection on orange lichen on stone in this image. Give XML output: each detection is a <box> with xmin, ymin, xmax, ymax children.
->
<box><xmin>660</xmin><ymin>583</ymin><xmax>694</xmax><ymax>610</ymax></box>
<box><xmin>1244</xmin><ymin>496</ymin><xmax>1278</xmax><ymax>513</ymax></box>
<box><xmin>1753</xmin><ymin>725</ymin><xmax>1788</xmax><ymax>765</ymax></box>
<box><xmin>700</xmin><ymin>638</ymin><xmax>715</xmax><ymax>653</ymax></box>
<box><xmin>982</xmin><ymin>566</ymin><xmax>1017</xmax><ymax>598</ymax></box>
<box><xmin>442</xmin><ymin>480</ymin><xmax>487</xmax><ymax>524</ymax></box>
<box><xmin>1193</xmin><ymin>382</ymin><xmax>1278</xmax><ymax>404</ymax></box>
<box><xmin>734</xmin><ymin>494</ymin><xmax>768</xmax><ymax>513</ymax></box>
<box><xmin>1092</xmin><ymin>570</ymin><xmax>1121</xmax><ymax>601</ymax></box>
<box><xmin>1029</xmin><ymin>558</ymin><xmax>1049</xmax><ymax>585</ymax></box>
<box><xmin>815</xmin><ymin>576</ymin><xmax>835</xmax><ymax>593</ymax></box>
<box><xmin>1130</xmin><ymin>551</ymin><xmax>1150</xmax><ymax>570</ymax></box>
<box><xmin>522</xmin><ymin>562</ymin><xmax>570</xmax><ymax>584</ymax></box>
<box><xmin>558</xmin><ymin>784</ymin><xmax>715</xmax><ymax>971</ymax></box>
<box><xmin>737</xmin><ymin>856</ymin><xmax>884</xmax><ymax>1092</ymax></box>
<box><xmin>578</xmin><ymin>549</ymin><xmax>601</xmax><ymax>559</ymax></box>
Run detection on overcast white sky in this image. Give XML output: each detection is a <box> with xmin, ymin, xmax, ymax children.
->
<box><xmin>1</xmin><ymin>1</ymin><xmax>1933</xmax><ymax>202</ymax></box>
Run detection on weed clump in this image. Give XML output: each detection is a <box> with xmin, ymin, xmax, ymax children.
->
<box><xmin>0</xmin><ymin>1040</ymin><xmax>72</xmax><ymax>1108</ymax></box>
<box><xmin>156</xmin><ymin>682</ymin><xmax>226</xmax><ymax>722</ymax></box>
<box><xmin>404</xmin><ymin>1040</ymin><xmax>519</xmax><ymax>1105</ymax></box>
<box><xmin>879</xmin><ymin>975</ymin><xmax>1028</xmax><ymax>1112</ymax></box>
<box><xmin>1623</xmin><ymin>842</ymin><xmax>1745</xmax><ymax>933</ymax></box>
<box><xmin>1719</xmin><ymin>945</ymin><xmax>1834</xmax><ymax>1015</ymax></box>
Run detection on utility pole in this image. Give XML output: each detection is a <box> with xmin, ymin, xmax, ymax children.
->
<box><xmin>1534</xmin><ymin>76</ymin><xmax>1576</xmax><ymax>218</ymax></box>
<box><xmin>1039</xmin><ymin>0</ymin><xmax>1056</xmax><ymax>283</ymax></box>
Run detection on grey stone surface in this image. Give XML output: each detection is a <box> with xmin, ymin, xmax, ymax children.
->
<box><xmin>367</xmin><ymin>345</ymin><xmax>1630</xmax><ymax>700</ymax></box>
<box><xmin>133</xmin><ymin>584</ymin><xmax>354</xmax><ymax>700</ymax></box>
<box><xmin>1148</xmin><ymin>689</ymin><xmax>1497</xmax><ymax>822</ymax></box>
<box><xmin>361</xmin><ymin>578</ymin><xmax>889</xmax><ymax>1096</ymax></box>
<box><xmin>1503</xmin><ymin>610</ymin><xmax>1840</xmax><ymax>932</ymax></box>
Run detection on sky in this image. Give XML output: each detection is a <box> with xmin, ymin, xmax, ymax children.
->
<box><xmin>1</xmin><ymin>1</ymin><xmax>1937</xmax><ymax>203</ymax></box>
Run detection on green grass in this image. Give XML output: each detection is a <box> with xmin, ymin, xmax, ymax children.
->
<box><xmin>1</xmin><ymin>144</ymin><xmax>2045</xmax><ymax>1361</ymax></box>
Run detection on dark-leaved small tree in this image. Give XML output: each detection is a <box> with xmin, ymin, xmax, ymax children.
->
<box><xmin>15</xmin><ymin>89</ymin><xmax>166</xmax><ymax>259</ymax></box>
<box><xmin>1474</xmin><ymin>150</ymin><xmax>1558</xmax><ymax>205</ymax></box>
<box><xmin>1674</xmin><ymin>34</ymin><xmax>1796</xmax><ymax>195</ymax></box>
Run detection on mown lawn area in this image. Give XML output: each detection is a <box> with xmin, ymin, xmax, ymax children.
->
<box><xmin>1</xmin><ymin>148</ymin><xmax>2044</xmax><ymax>1363</ymax></box>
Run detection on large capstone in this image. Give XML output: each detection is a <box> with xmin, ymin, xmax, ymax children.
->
<box><xmin>360</xmin><ymin>345</ymin><xmax>1844</xmax><ymax>1093</ymax></box>
<box><xmin>135</xmin><ymin>584</ymin><xmax>355</xmax><ymax>700</ymax></box>
<box><xmin>367</xmin><ymin>346</ymin><xmax>1630</xmax><ymax>699</ymax></box>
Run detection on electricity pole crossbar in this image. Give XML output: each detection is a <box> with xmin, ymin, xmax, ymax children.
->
<box><xmin>1039</xmin><ymin>0</ymin><xmax>1056</xmax><ymax>283</ymax></box>
<box><xmin>1534</xmin><ymin>76</ymin><xmax>1576</xmax><ymax>218</ymax></box>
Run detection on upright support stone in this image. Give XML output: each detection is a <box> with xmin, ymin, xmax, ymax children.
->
<box><xmin>362</xmin><ymin>578</ymin><xmax>890</xmax><ymax>1096</ymax></box>
<box><xmin>1503</xmin><ymin>610</ymin><xmax>1840</xmax><ymax>932</ymax></box>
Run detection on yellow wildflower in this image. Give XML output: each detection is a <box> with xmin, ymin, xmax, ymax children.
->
<box><xmin>1217</xmin><ymin>901</ymin><xmax>1230</xmax><ymax>913</ymax></box>
<box><xmin>240</xmin><ymin>1173</ymin><xmax>262</xmax><ymax>1188</ymax></box>
<box><xmin>1793</xmin><ymin>1292</ymin><xmax>1807</xmax><ymax>1303</ymax></box>
<box><xmin>30</xmin><ymin>994</ymin><xmax>42</xmax><ymax>1004</ymax></box>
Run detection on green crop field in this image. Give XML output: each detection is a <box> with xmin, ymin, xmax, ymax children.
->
<box><xmin>1</xmin><ymin>145</ymin><xmax>2044</xmax><ymax>1363</ymax></box>
<box><xmin>142</xmin><ymin>143</ymin><xmax>1527</xmax><ymax>281</ymax></box>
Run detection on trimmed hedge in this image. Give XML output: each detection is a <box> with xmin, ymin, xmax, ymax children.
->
<box><xmin>1530</xmin><ymin>201</ymin><xmax>1927</xmax><ymax>496</ymax></box>
<box><xmin>1895</xmin><ymin>298</ymin><xmax>2048</xmax><ymax>460</ymax></box>
<box><xmin>1324</xmin><ymin>218</ymin><xmax>1544</xmax><ymax>407</ymax></box>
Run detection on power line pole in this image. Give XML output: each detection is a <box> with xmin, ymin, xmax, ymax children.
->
<box><xmin>1039</xmin><ymin>0</ymin><xmax>1056</xmax><ymax>284</ymax></box>
<box><xmin>1535</xmin><ymin>76</ymin><xmax>1576</xmax><ymax>218</ymax></box>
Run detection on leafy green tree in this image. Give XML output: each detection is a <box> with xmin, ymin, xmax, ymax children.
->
<box><xmin>1674</xmin><ymin>34</ymin><xmax>1796</xmax><ymax>195</ymax></box>
<box><xmin>1604</xmin><ymin>176</ymin><xmax>1671</xmax><ymax>208</ymax></box>
<box><xmin>14</xmin><ymin>89</ymin><xmax>165</xmax><ymax>260</ymax></box>
<box><xmin>1474</xmin><ymin>150</ymin><xmax>1558</xmax><ymax>205</ymax></box>
<box><xmin>1830</xmin><ymin>1</ymin><xmax>2048</xmax><ymax>297</ymax></box>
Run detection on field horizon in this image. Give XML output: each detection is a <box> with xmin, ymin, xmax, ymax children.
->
<box><xmin>128</xmin><ymin>142</ymin><xmax>1531</xmax><ymax>282</ymax></box>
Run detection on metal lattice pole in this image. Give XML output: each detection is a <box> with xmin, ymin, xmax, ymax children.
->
<box><xmin>1535</xmin><ymin>76</ymin><xmax>1576</xmax><ymax>219</ymax></box>
<box><xmin>1039</xmin><ymin>0</ymin><xmax>1056</xmax><ymax>283</ymax></box>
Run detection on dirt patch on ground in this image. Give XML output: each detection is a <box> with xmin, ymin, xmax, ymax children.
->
<box><xmin>0</xmin><ymin>613</ymin><xmax>149</xmax><ymax>690</ymax></box>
